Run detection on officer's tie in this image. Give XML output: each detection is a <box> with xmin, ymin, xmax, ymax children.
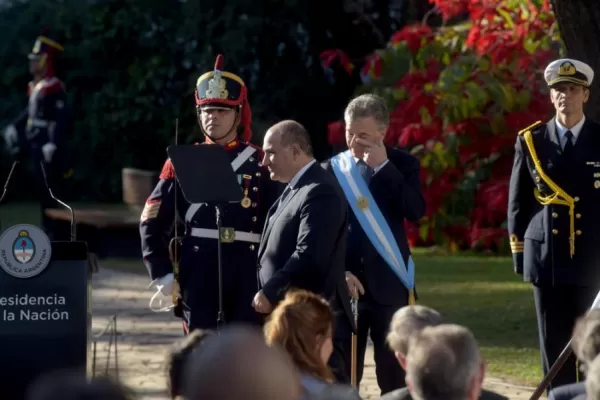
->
<box><xmin>563</xmin><ymin>130</ymin><xmax>574</xmax><ymax>158</ymax></box>
<box><xmin>357</xmin><ymin>159</ymin><xmax>373</xmax><ymax>185</ymax></box>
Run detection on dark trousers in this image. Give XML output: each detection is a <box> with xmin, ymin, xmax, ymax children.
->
<box><xmin>533</xmin><ymin>284</ymin><xmax>597</xmax><ymax>391</ymax></box>
<box><xmin>329</xmin><ymin>294</ymin><xmax>405</xmax><ymax>396</ymax></box>
<box><xmin>179</xmin><ymin>243</ymin><xmax>262</xmax><ymax>332</ymax></box>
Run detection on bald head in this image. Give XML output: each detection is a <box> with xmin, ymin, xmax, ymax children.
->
<box><xmin>262</xmin><ymin>120</ymin><xmax>314</xmax><ymax>183</ymax></box>
<box><xmin>269</xmin><ymin>120</ymin><xmax>313</xmax><ymax>156</ymax></box>
<box><xmin>184</xmin><ymin>325</ymin><xmax>300</xmax><ymax>400</ymax></box>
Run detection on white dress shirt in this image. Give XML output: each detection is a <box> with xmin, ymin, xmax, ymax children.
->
<box><xmin>556</xmin><ymin>116</ymin><xmax>585</xmax><ymax>149</ymax></box>
<box><xmin>287</xmin><ymin>159</ymin><xmax>317</xmax><ymax>189</ymax></box>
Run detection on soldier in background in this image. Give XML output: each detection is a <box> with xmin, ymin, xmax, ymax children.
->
<box><xmin>2</xmin><ymin>32</ymin><xmax>72</xmax><ymax>239</ymax></box>
<box><xmin>508</xmin><ymin>58</ymin><xmax>600</xmax><ymax>391</ymax></box>
<box><xmin>140</xmin><ymin>54</ymin><xmax>281</xmax><ymax>333</ymax></box>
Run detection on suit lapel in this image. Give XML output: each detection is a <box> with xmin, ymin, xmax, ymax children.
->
<box><xmin>258</xmin><ymin>188</ymin><xmax>298</xmax><ymax>257</ymax></box>
<box><xmin>258</xmin><ymin>163</ymin><xmax>317</xmax><ymax>258</ymax></box>
<box><xmin>540</xmin><ymin>119</ymin><xmax>563</xmax><ymax>172</ymax></box>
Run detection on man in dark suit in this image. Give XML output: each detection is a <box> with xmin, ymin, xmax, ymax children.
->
<box><xmin>323</xmin><ymin>94</ymin><xmax>426</xmax><ymax>395</ymax></box>
<box><xmin>252</xmin><ymin>120</ymin><xmax>353</xmax><ymax>329</ymax></box>
<box><xmin>508</xmin><ymin>58</ymin><xmax>600</xmax><ymax>391</ymax></box>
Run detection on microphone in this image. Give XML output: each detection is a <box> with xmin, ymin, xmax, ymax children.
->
<box><xmin>39</xmin><ymin>161</ymin><xmax>76</xmax><ymax>242</ymax></box>
<box><xmin>0</xmin><ymin>160</ymin><xmax>19</xmax><ymax>232</ymax></box>
<box><xmin>0</xmin><ymin>160</ymin><xmax>18</xmax><ymax>205</ymax></box>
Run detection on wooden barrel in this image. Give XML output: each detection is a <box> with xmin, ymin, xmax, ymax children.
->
<box><xmin>121</xmin><ymin>168</ymin><xmax>158</xmax><ymax>208</ymax></box>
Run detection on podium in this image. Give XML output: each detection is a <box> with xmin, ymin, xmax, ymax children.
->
<box><xmin>0</xmin><ymin>162</ymin><xmax>92</xmax><ymax>399</ymax></box>
<box><xmin>0</xmin><ymin>224</ymin><xmax>91</xmax><ymax>399</ymax></box>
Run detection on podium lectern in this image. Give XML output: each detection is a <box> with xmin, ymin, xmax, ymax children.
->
<box><xmin>0</xmin><ymin>224</ymin><xmax>91</xmax><ymax>399</ymax></box>
<box><xmin>0</xmin><ymin>162</ymin><xmax>91</xmax><ymax>399</ymax></box>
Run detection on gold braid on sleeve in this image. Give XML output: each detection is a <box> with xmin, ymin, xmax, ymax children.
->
<box><xmin>519</xmin><ymin>121</ymin><xmax>576</xmax><ymax>258</ymax></box>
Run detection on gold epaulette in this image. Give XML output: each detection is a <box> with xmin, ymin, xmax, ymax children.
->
<box><xmin>509</xmin><ymin>234</ymin><xmax>524</xmax><ymax>254</ymax></box>
<box><xmin>518</xmin><ymin>120</ymin><xmax>543</xmax><ymax>136</ymax></box>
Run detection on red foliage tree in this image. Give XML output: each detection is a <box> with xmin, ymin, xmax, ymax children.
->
<box><xmin>320</xmin><ymin>0</ymin><xmax>563</xmax><ymax>253</ymax></box>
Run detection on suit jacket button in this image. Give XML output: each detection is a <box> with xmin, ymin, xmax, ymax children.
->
<box><xmin>552</xmin><ymin>212</ymin><xmax>558</xmax><ymax>218</ymax></box>
<box><xmin>576</xmin><ymin>230</ymin><xmax>582</xmax><ymax>235</ymax></box>
<box><xmin>574</xmin><ymin>196</ymin><xmax>580</xmax><ymax>202</ymax></box>
<box><xmin>552</xmin><ymin>229</ymin><xmax>558</xmax><ymax>235</ymax></box>
<box><xmin>250</xmin><ymin>245</ymin><xmax>255</xmax><ymax>251</ymax></box>
<box><xmin>576</xmin><ymin>213</ymin><xmax>582</xmax><ymax>218</ymax></box>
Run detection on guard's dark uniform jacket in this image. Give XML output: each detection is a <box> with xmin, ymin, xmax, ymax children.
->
<box><xmin>508</xmin><ymin>117</ymin><xmax>600</xmax><ymax>389</ymax></box>
<box><xmin>140</xmin><ymin>137</ymin><xmax>279</xmax><ymax>331</ymax></box>
<box><xmin>508</xmin><ymin>118</ymin><xmax>600</xmax><ymax>286</ymax></box>
<box><xmin>4</xmin><ymin>34</ymin><xmax>72</xmax><ymax>238</ymax></box>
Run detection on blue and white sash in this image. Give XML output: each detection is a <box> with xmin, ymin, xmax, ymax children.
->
<box><xmin>331</xmin><ymin>150</ymin><xmax>415</xmax><ymax>294</ymax></box>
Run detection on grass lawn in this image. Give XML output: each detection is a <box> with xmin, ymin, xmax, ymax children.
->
<box><xmin>0</xmin><ymin>203</ymin><xmax>541</xmax><ymax>386</ymax></box>
<box><xmin>410</xmin><ymin>249</ymin><xmax>540</xmax><ymax>386</ymax></box>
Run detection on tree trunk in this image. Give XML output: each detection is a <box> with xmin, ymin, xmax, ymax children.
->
<box><xmin>550</xmin><ymin>0</ymin><xmax>600</xmax><ymax>120</ymax></box>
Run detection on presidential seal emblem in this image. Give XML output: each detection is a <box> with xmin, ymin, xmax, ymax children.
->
<box><xmin>357</xmin><ymin>196</ymin><xmax>369</xmax><ymax>210</ymax></box>
<box><xmin>13</xmin><ymin>230</ymin><xmax>35</xmax><ymax>264</ymax></box>
<box><xmin>0</xmin><ymin>224</ymin><xmax>52</xmax><ymax>279</ymax></box>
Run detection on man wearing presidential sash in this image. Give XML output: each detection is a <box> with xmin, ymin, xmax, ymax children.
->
<box><xmin>508</xmin><ymin>58</ymin><xmax>600</xmax><ymax>392</ymax></box>
<box><xmin>323</xmin><ymin>94</ymin><xmax>426</xmax><ymax>395</ymax></box>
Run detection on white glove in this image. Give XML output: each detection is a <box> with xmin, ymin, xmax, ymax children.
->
<box><xmin>42</xmin><ymin>142</ymin><xmax>57</xmax><ymax>163</ymax></box>
<box><xmin>150</xmin><ymin>273</ymin><xmax>174</xmax><ymax>296</ymax></box>
<box><xmin>3</xmin><ymin>125</ymin><xmax>17</xmax><ymax>147</ymax></box>
<box><xmin>148</xmin><ymin>273</ymin><xmax>175</xmax><ymax>313</ymax></box>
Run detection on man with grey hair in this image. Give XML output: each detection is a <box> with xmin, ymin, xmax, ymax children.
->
<box><xmin>323</xmin><ymin>93</ymin><xmax>425</xmax><ymax>394</ymax></box>
<box><xmin>406</xmin><ymin>324</ymin><xmax>485</xmax><ymax>400</ymax></box>
<box><xmin>383</xmin><ymin>306</ymin><xmax>506</xmax><ymax>400</ymax></box>
<box><xmin>386</xmin><ymin>305</ymin><xmax>444</xmax><ymax>370</ymax></box>
<box><xmin>548</xmin><ymin>309</ymin><xmax>600</xmax><ymax>400</ymax></box>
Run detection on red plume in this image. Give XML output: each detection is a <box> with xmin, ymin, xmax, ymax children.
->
<box><xmin>214</xmin><ymin>54</ymin><xmax>224</xmax><ymax>70</ymax></box>
<box><xmin>239</xmin><ymin>87</ymin><xmax>252</xmax><ymax>142</ymax></box>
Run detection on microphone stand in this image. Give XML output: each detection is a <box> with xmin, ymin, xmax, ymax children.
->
<box><xmin>40</xmin><ymin>161</ymin><xmax>76</xmax><ymax>241</ymax></box>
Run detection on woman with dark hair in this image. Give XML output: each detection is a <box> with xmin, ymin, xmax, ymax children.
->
<box><xmin>264</xmin><ymin>289</ymin><xmax>361</xmax><ymax>399</ymax></box>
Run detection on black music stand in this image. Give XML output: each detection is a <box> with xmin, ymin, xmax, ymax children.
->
<box><xmin>167</xmin><ymin>144</ymin><xmax>243</xmax><ymax>329</ymax></box>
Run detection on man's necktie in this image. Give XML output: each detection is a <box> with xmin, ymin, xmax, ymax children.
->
<box><xmin>563</xmin><ymin>130</ymin><xmax>574</xmax><ymax>158</ymax></box>
<box><xmin>270</xmin><ymin>185</ymin><xmax>291</xmax><ymax>219</ymax></box>
<box><xmin>358</xmin><ymin>160</ymin><xmax>373</xmax><ymax>185</ymax></box>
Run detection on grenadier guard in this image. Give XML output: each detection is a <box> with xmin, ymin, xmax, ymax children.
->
<box><xmin>508</xmin><ymin>58</ymin><xmax>600</xmax><ymax>391</ymax></box>
<box><xmin>140</xmin><ymin>54</ymin><xmax>280</xmax><ymax>333</ymax></box>
<box><xmin>2</xmin><ymin>32</ymin><xmax>72</xmax><ymax>239</ymax></box>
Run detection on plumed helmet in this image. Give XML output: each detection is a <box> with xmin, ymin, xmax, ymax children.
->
<box><xmin>195</xmin><ymin>54</ymin><xmax>252</xmax><ymax>142</ymax></box>
<box><xmin>28</xmin><ymin>30</ymin><xmax>64</xmax><ymax>78</ymax></box>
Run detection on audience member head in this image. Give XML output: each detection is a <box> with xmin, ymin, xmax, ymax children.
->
<box><xmin>572</xmin><ymin>309</ymin><xmax>600</xmax><ymax>372</ymax></box>
<box><xmin>26</xmin><ymin>369</ymin><xmax>133</xmax><ymax>400</ymax></box>
<box><xmin>262</xmin><ymin>120</ymin><xmax>314</xmax><ymax>183</ymax></box>
<box><xmin>264</xmin><ymin>289</ymin><xmax>335</xmax><ymax>383</ymax></box>
<box><xmin>166</xmin><ymin>328</ymin><xmax>214</xmax><ymax>399</ymax></box>
<box><xmin>406</xmin><ymin>324</ymin><xmax>484</xmax><ymax>400</ymax></box>
<box><xmin>184</xmin><ymin>325</ymin><xmax>299</xmax><ymax>400</ymax></box>
<box><xmin>386</xmin><ymin>305</ymin><xmax>443</xmax><ymax>370</ymax></box>
<box><xmin>586</xmin><ymin>354</ymin><xmax>600</xmax><ymax>400</ymax></box>
<box><xmin>343</xmin><ymin>93</ymin><xmax>389</xmax><ymax>159</ymax></box>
